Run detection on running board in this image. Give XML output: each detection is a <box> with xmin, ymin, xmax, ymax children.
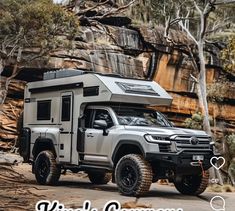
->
<box><xmin>78</xmin><ymin>164</ymin><xmax>112</xmax><ymax>172</ymax></box>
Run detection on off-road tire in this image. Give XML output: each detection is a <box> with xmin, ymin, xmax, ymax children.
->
<box><xmin>88</xmin><ymin>171</ymin><xmax>111</xmax><ymax>184</ymax></box>
<box><xmin>115</xmin><ymin>154</ymin><xmax>153</xmax><ymax>196</ymax></box>
<box><xmin>152</xmin><ymin>174</ymin><xmax>158</xmax><ymax>183</ymax></box>
<box><xmin>174</xmin><ymin>171</ymin><xmax>209</xmax><ymax>195</ymax></box>
<box><xmin>34</xmin><ymin>150</ymin><xmax>61</xmax><ymax>185</ymax></box>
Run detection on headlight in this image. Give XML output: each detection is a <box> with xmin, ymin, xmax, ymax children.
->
<box><xmin>209</xmin><ymin>137</ymin><xmax>215</xmax><ymax>148</ymax></box>
<box><xmin>145</xmin><ymin>135</ymin><xmax>171</xmax><ymax>144</ymax></box>
<box><xmin>210</xmin><ymin>141</ymin><xmax>215</xmax><ymax>146</ymax></box>
<box><xmin>208</xmin><ymin>136</ymin><xmax>218</xmax><ymax>152</ymax></box>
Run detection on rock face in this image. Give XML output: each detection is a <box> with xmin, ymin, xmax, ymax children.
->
<box><xmin>0</xmin><ymin>77</ymin><xmax>25</xmax><ymax>149</ymax></box>
<box><xmin>0</xmin><ymin>0</ymin><xmax>234</xmax><ymax>148</ymax></box>
<box><xmin>152</xmin><ymin>53</ymin><xmax>235</xmax><ymax>131</ymax></box>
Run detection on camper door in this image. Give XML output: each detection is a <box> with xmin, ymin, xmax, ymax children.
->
<box><xmin>59</xmin><ymin>92</ymin><xmax>73</xmax><ymax>162</ymax></box>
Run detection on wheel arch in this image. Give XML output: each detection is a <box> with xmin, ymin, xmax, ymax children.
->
<box><xmin>112</xmin><ymin>140</ymin><xmax>145</xmax><ymax>165</ymax></box>
<box><xmin>32</xmin><ymin>138</ymin><xmax>57</xmax><ymax>159</ymax></box>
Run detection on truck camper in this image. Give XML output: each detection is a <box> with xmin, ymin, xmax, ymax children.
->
<box><xmin>19</xmin><ymin>69</ymin><xmax>215</xmax><ymax>196</ymax></box>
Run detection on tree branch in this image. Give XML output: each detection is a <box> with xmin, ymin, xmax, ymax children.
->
<box><xmin>76</xmin><ymin>0</ymin><xmax>110</xmax><ymax>16</ymax></box>
<box><xmin>178</xmin><ymin>18</ymin><xmax>198</xmax><ymax>44</ymax></box>
<box><xmin>205</xmin><ymin>22</ymin><xmax>231</xmax><ymax>35</ymax></box>
<box><xmin>100</xmin><ymin>0</ymin><xmax>137</xmax><ymax>19</ymax></box>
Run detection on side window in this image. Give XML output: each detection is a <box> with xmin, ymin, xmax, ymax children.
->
<box><xmin>61</xmin><ymin>96</ymin><xmax>71</xmax><ymax>121</ymax></box>
<box><xmin>37</xmin><ymin>100</ymin><xmax>51</xmax><ymax>120</ymax></box>
<box><xmin>156</xmin><ymin>112</ymin><xmax>171</xmax><ymax>127</ymax></box>
<box><xmin>84</xmin><ymin>109</ymin><xmax>93</xmax><ymax>128</ymax></box>
<box><xmin>93</xmin><ymin>109</ymin><xmax>114</xmax><ymax>129</ymax></box>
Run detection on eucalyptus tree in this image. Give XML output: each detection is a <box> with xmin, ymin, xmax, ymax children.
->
<box><xmin>150</xmin><ymin>0</ymin><xmax>235</xmax><ymax>134</ymax></box>
<box><xmin>0</xmin><ymin>0</ymin><xmax>78</xmax><ymax>104</ymax></box>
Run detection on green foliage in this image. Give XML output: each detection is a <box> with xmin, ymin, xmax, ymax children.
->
<box><xmin>221</xmin><ymin>36</ymin><xmax>235</xmax><ymax>74</ymax></box>
<box><xmin>207</xmin><ymin>77</ymin><xmax>229</xmax><ymax>102</ymax></box>
<box><xmin>184</xmin><ymin>112</ymin><xmax>213</xmax><ymax>130</ymax></box>
<box><xmin>184</xmin><ymin>112</ymin><xmax>204</xmax><ymax>130</ymax></box>
<box><xmin>226</xmin><ymin>134</ymin><xmax>235</xmax><ymax>156</ymax></box>
<box><xmin>150</xmin><ymin>0</ymin><xmax>186</xmax><ymax>24</ymax></box>
<box><xmin>226</xmin><ymin>134</ymin><xmax>235</xmax><ymax>180</ymax></box>
<box><xmin>0</xmin><ymin>0</ymin><xmax>79</xmax><ymax>60</ymax></box>
<box><xmin>228</xmin><ymin>158</ymin><xmax>235</xmax><ymax>181</ymax></box>
<box><xmin>112</xmin><ymin>0</ymin><xmax>154</xmax><ymax>25</ymax></box>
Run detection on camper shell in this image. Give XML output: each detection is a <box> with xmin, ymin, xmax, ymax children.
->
<box><xmin>20</xmin><ymin>69</ymin><xmax>215</xmax><ymax>196</ymax></box>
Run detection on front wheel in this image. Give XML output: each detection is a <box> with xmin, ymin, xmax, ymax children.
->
<box><xmin>34</xmin><ymin>150</ymin><xmax>61</xmax><ymax>185</ymax></box>
<box><xmin>115</xmin><ymin>154</ymin><xmax>153</xmax><ymax>196</ymax></box>
<box><xmin>174</xmin><ymin>171</ymin><xmax>209</xmax><ymax>195</ymax></box>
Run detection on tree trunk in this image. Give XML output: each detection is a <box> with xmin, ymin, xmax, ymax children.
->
<box><xmin>197</xmin><ymin>41</ymin><xmax>211</xmax><ymax>135</ymax></box>
<box><xmin>197</xmin><ymin>41</ymin><xmax>224</xmax><ymax>184</ymax></box>
<box><xmin>0</xmin><ymin>58</ymin><xmax>6</xmax><ymax>105</ymax></box>
<box><xmin>0</xmin><ymin>58</ymin><xmax>4</xmax><ymax>75</ymax></box>
<box><xmin>0</xmin><ymin>63</ymin><xmax>19</xmax><ymax>105</ymax></box>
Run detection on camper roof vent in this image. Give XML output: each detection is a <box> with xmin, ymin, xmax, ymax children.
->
<box><xmin>43</xmin><ymin>69</ymin><xmax>84</xmax><ymax>80</ymax></box>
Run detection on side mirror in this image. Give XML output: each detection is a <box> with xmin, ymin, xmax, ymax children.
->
<box><xmin>94</xmin><ymin>120</ymin><xmax>107</xmax><ymax>129</ymax></box>
<box><xmin>94</xmin><ymin>120</ymin><xmax>108</xmax><ymax>136</ymax></box>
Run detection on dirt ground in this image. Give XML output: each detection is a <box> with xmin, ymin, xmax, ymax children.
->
<box><xmin>0</xmin><ymin>154</ymin><xmax>235</xmax><ymax>211</ymax></box>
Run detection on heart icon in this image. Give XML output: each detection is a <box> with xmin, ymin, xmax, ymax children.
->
<box><xmin>210</xmin><ymin>156</ymin><xmax>225</xmax><ymax>170</ymax></box>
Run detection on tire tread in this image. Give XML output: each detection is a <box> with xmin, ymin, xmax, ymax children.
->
<box><xmin>115</xmin><ymin>154</ymin><xmax>153</xmax><ymax>196</ymax></box>
<box><xmin>35</xmin><ymin>150</ymin><xmax>60</xmax><ymax>185</ymax></box>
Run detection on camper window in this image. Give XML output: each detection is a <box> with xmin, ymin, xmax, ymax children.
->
<box><xmin>61</xmin><ymin>96</ymin><xmax>71</xmax><ymax>121</ymax></box>
<box><xmin>37</xmin><ymin>100</ymin><xmax>51</xmax><ymax>120</ymax></box>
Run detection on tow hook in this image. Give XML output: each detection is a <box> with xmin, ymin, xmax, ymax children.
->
<box><xmin>198</xmin><ymin>160</ymin><xmax>206</xmax><ymax>177</ymax></box>
<box><xmin>190</xmin><ymin>162</ymin><xmax>200</xmax><ymax>166</ymax></box>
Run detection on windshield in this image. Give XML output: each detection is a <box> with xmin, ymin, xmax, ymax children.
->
<box><xmin>112</xmin><ymin>107</ymin><xmax>172</xmax><ymax>127</ymax></box>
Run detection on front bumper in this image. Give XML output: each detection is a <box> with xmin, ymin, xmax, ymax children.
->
<box><xmin>146</xmin><ymin>149</ymin><xmax>215</xmax><ymax>171</ymax></box>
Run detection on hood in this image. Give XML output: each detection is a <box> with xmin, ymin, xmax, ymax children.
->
<box><xmin>123</xmin><ymin>126</ymin><xmax>209</xmax><ymax>137</ymax></box>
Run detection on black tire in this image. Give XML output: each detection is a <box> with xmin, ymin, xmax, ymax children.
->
<box><xmin>115</xmin><ymin>154</ymin><xmax>153</xmax><ymax>196</ymax></box>
<box><xmin>152</xmin><ymin>174</ymin><xmax>158</xmax><ymax>183</ymax></box>
<box><xmin>88</xmin><ymin>171</ymin><xmax>111</xmax><ymax>184</ymax></box>
<box><xmin>174</xmin><ymin>171</ymin><xmax>209</xmax><ymax>195</ymax></box>
<box><xmin>34</xmin><ymin>150</ymin><xmax>61</xmax><ymax>185</ymax></box>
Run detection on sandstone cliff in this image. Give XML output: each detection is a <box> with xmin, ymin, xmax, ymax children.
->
<box><xmin>0</xmin><ymin>0</ymin><xmax>234</xmax><ymax>149</ymax></box>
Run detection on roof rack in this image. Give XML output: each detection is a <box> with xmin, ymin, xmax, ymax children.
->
<box><xmin>43</xmin><ymin>69</ymin><xmax>123</xmax><ymax>80</ymax></box>
<box><xmin>43</xmin><ymin>69</ymin><xmax>84</xmax><ymax>80</ymax></box>
<box><xmin>93</xmin><ymin>72</ymin><xmax>123</xmax><ymax>78</ymax></box>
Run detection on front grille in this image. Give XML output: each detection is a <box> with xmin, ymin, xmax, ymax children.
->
<box><xmin>173</xmin><ymin>135</ymin><xmax>210</xmax><ymax>151</ymax></box>
<box><xmin>159</xmin><ymin>144</ymin><xmax>171</xmax><ymax>152</ymax></box>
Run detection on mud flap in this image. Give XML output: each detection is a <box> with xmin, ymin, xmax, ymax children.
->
<box><xmin>19</xmin><ymin>128</ymin><xmax>31</xmax><ymax>162</ymax></box>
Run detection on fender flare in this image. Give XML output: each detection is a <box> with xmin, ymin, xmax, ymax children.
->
<box><xmin>111</xmin><ymin>140</ymin><xmax>145</xmax><ymax>163</ymax></box>
<box><xmin>32</xmin><ymin>138</ymin><xmax>56</xmax><ymax>158</ymax></box>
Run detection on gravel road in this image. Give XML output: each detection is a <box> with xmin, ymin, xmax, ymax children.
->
<box><xmin>0</xmin><ymin>153</ymin><xmax>234</xmax><ymax>211</ymax></box>
<box><xmin>12</xmin><ymin>164</ymin><xmax>235</xmax><ymax>211</ymax></box>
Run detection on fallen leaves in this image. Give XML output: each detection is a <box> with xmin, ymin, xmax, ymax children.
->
<box><xmin>122</xmin><ymin>198</ymin><xmax>152</xmax><ymax>209</ymax></box>
<box><xmin>0</xmin><ymin>165</ymin><xmax>45</xmax><ymax>211</ymax></box>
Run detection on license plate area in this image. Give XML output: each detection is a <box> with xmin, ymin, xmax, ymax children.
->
<box><xmin>193</xmin><ymin>155</ymin><xmax>204</xmax><ymax>161</ymax></box>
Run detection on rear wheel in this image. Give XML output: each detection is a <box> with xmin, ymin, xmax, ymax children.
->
<box><xmin>88</xmin><ymin>171</ymin><xmax>111</xmax><ymax>184</ymax></box>
<box><xmin>115</xmin><ymin>154</ymin><xmax>152</xmax><ymax>196</ymax></box>
<box><xmin>174</xmin><ymin>171</ymin><xmax>209</xmax><ymax>195</ymax></box>
<box><xmin>34</xmin><ymin>150</ymin><xmax>61</xmax><ymax>185</ymax></box>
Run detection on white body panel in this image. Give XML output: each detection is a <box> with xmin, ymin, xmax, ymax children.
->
<box><xmin>23</xmin><ymin>73</ymin><xmax>174</xmax><ymax>166</ymax></box>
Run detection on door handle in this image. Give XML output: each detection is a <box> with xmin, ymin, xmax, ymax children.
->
<box><xmin>59</xmin><ymin>128</ymin><xmax>64</xmax><ymax>132</ymax></box>
<box><xmin>87</xmin><ymin>133</ymin><xmax>94</xmax><ymax>137</ymax></box>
